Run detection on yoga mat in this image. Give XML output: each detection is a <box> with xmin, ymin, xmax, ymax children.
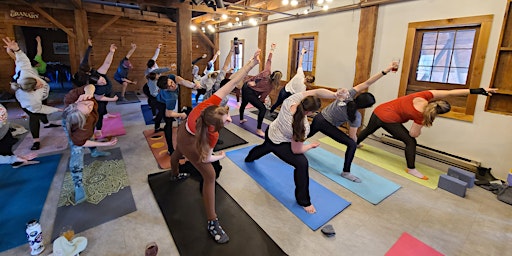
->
<box><xmin>226</xmin><ymin>145</ymin><xmax>351</xmax><ymax>230</ymax></box>
<box><xmin>140</xmin><ymin>104</ymin><xmax>154</xmax><ymax>125</ymax></box>
<box><xmin>305</xmin><ymin>146</ymin><xmax>401</xmax><ymax>204</ymax></box>
<box><xmin>320</xmin><ymin>137</ymin><xmax>444</xmax><ymax>189</ymax></box>
<box><xmin>13</xmin><ymin>125</ymin><xmax>68</xmax><ymax>156</ymax></box>
<box><xmin>230</xmin><ymin>115</ymin><xmax>268</xmax><ymax>138</ymax></box>
<box><xmin>52</xmin><ymin>148</ymin><xmax>136</xmax><ymax>240</ymax></box>
<box><xmin>96</xmin><ymin>112</ymin><xmax>126</xmax><ymax>139</ymax></box>
<box><xmin>148</xmin><ymin>171</ymin><xmax>287</xmax><ymax>255</ymax></box>
<box><xmin>225</xmin><ymin>96</ymin><xmax>254</xmax><ymax>109</ymax></box>
<box><xmin>191</xmin><ymin>92</ymin><xmax>204</xmax><ymax>108</ymax></box>
<box><xmin>0</xmin><ymin>154</ymin><xmax>62</xmax><ymax>253</ymax></box>
<box><xmin>385</xmin><ymin>232</ymin><xmax>444</xmax><ymax>256</ymax></box>
<box><xmin>250</xmin><ymin>109</ymin><xmax>276</xmax><ymax>122</ymax></box>
<box><xmin>115</xmin><ymin>92</ymin><xmax>140</xmax><ymax>105</ymax></box>
<box><xmin>214</xmin><ymin>127</ymin><xmax>248</xmax><ymax>151</ymax></box>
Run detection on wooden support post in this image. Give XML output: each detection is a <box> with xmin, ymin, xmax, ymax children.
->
<box><xmin>74</xmin><ymin>9</ymin><xmax>90</xmax><ymax>68</ymax></box>
<box><xmin>258</xmin><ymin>17</ymin><xmax>268</xmax><ymax>72</ymax></box>
<box><xmin>177</xmin><ymin>5</ymin><xmax>193</xmax><ymax>108</ymax></box>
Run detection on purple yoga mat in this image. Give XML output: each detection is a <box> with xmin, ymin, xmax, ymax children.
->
<box><xmin>98</xmin><ymin>113</ymin><xmax>126</xmax><ymax>139</ymax></box>
<box><xmin>230</xmin><ymin>115</ymin><xmax>268</xmax><ymax>137</ymax></box>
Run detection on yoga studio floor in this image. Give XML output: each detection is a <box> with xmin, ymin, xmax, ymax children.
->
<box><xmin>3</xmin><ymin>94</ymin><xmax>511</xmax><ymax>256</ymax></box>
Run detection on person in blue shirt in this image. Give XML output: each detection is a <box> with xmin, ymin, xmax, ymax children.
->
<box><xmin>113</xmin><ymin>43</ymin><xmax>137</xmax><ymax>101</ymax></box>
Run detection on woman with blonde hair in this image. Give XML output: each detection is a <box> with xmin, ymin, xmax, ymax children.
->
<box><xmin>62</xmin><ymin>84</ymin><xmax>118</xmax><ymax>204</ymax></box>
<box><xmin>239</xmin><ymin>43</ymin><xmax>282</xmax><ymax>137</ymax></box>
<box><xmin>169</xmin><ymin>48</ymin><xmax>261</xmax><ymax>244</ymax></box>
<box><xmin>357</xmin><ymin>87</ymin><xmax>496</xmax><ymax>180</ymax></box>
<box><xmin>3</xmin><ymin>37</ymin><xmax>60</xmax><ymax>151</ymax></box>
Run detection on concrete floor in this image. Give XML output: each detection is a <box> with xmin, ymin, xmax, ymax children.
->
<box><xmin>2</xmin><ymin>94</ymin><xmax>511</xmax><ymax>256</ymax></box>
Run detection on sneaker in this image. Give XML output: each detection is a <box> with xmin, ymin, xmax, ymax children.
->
<box><xmin>169</xmin><ymin>172</ymin><xmax>190</xmax><ymax>181</ymax></box>
<box><xmin>91</xmin><ymin>150</ymin><xmax>111</xmax><ymax>158</ymax></box>
<box><xmin>44</xmin><ymin>123</ymin><xmax>61</xmax><ymax>128</ymax></box>
<box><xmin>207</xmin><ymin>218</ymin><xmax>229</xmax><ymax>244</ymax></box>
<box><xmin>31</xmin><ymin>142</ymin><xmax>40</xmax><ymax>150</ymax></box>
<box><xmin>119</xmin><ymin>96</ymin><xmax>128</xmax><ymax>102</ymax></box>
<box><xmin>74</xmin><ymin>185</ymin><xmax>87</xmax><ymax>204</ymax></box>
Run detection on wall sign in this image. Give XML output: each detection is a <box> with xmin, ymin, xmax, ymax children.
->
<box><xmin>10</xmin><ymin>10</ymin><xmax>39</xmax><ymax>19</ymax></box>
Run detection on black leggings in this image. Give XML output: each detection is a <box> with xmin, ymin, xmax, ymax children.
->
<box><xmin>245</xmin><ymin>129</ymin><xmax>311</xmax><ymax>207</ymax></box>
<box><xmin>154</xmin><ymin>101</ymin><xmax>166</xmax><ymax>130</ymax></box>
<box><xmin>0</xmin><ymin>131</ymin><xmax>17</xmax><ymax>156</ymax></box>
<box><xmin>269</xmin><ymin>87</ymin><xmax>292</xmax><ymax>113</ymax></box>
<box><xmin>22</xmin><ymin>108</ymin><xmax>49</xmax><ymax>139</ymax></box>
<box><xmin>309</xmin><ymin>113</ymin><xmax>357</xmax><ymax>173</ymax></box>
<box><xmin>239</xmin><ymin>83</ymin><xmax>267</xmax><ymax>129</ymax></box>
<box><xmin>195</xmin><ymin>88</ymin><xmax>206</xmax><ymax>103</ymax></box>
<box><xmin>96</xmin><ymin>101</ymin><xmax>108</xmax><ymax>130</ymax></box>
<box><xmin>357</xmin><ymin>113</ymin><xmax>417</xmax><ymax>169</ymax></box>
<box><xmin>143</xmin><ymin>83</ymin><xmax>157</xmax><ymax>116</ymax></box>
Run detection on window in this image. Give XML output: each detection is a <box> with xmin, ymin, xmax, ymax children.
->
<box><xmin>400</xmin><ymin>15</ymin><xmax>493</xmax><ymax>122</ymax></box>
<box><xmin>230</xmin><ymin>39</ymin><xmax>244</xmax><ymax>72</ymax></box>
<box><xmin>288</xmin><ymin>32</ymin><xmax>318</xmax><ymax>80</ymax></box>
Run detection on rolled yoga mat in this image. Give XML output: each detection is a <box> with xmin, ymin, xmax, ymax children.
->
<box><xmin>226</xmin><ymin>145</ymin><xmax>351</xmax><ymax>230</ymax></box>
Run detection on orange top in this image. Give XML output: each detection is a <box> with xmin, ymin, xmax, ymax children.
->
<box><xmin>186</xmin><ymin>95</ymin><xmax>222</xmax><ymax>148</ymax></box>
<box><xmin>374</xmin><ymin>91</ymin><xmax>434</xmax><ymax>124</ymax></box>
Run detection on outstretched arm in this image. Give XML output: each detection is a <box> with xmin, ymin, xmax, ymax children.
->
<box><xmin>430</xmin><ymin>88</ymin><xmax>497</xmax><ymax>100</ymax></box>
<box><xmin>6</xmin><ymin>47</ymin><xmax>15</xmax><ymax>60</ymax></box>
<box><xmin>96</xmin><ymin>44</ymin><xmax>117</xmax><ymax>74</ymax></box>
<box><xmin>302</xmin><ymin>88</ymin><xmax>337</xmax><ymax>100</ymax></box>
<box><xmin>353</xmin><ymin>62</ymin><xmax>397</xmax><ymax>93</ymax></box>
<box><xmin>35</xmin><ymin>36</ymin><xmax>42</xmax><ymax>56</ymax></box>
<box><xmin>151</xmin><ymin>44</ymin><xmax>162</xmax><ymax>61</ymax></box>
<box><xmin>264</xmin><ymin>43</ymin><xmax>276</xmax><ymax>73</ymax></box>
<box><xmin>210</xmin><ymin>50</ymin><xmax>220</xmax><ymax>64</ymax></box>
<box><xmin>125</xmin><ymin>43</ymin><xmax>137</xmax><ymax>59</ymax></box>
<box><xmin>298</xmin><ymin>47</ymin><xmax>306</xmax><ymax>70</ymax></box>
<box><xmin>221</xmin><ymin>45</ymin><xmax>235</xmax><ymax>72</ymax></box>
<box><xmin>175</xmin><ymin>75</ymin><xmax>197</xmax><ymax>89</ymax></box>
<box><xmin>214</xmin><ymin>49</ymin><xmax>261</xmax><ymax>99</ymax></box>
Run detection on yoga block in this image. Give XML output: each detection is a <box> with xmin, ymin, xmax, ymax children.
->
<box><xmin>447</xmin><ymin>166</ymin><xmax>475</xmax><ymax>188</ymax></box>
<box><xmin>438</xmin><ymin>174</ymin><xmax>467</xmax><ymax>198</ymax></box>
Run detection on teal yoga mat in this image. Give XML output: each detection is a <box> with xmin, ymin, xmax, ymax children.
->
<box><xmin>0</xmin><ymin>154</ymin><xmax>62</xmax><ymax>253</ymax></box>
<box><xmin>305</xmin><ymin>146</ymin><xmax>401</xmax><ymax>205</ymax></box>
<box><xmin>226</xmin><ymin>145</ymin><xmax>351</xmax><ymax>230</ymax></box>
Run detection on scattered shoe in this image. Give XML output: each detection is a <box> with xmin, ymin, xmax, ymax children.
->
<box><xmin>74</xmin><ymin>185</ymin><xmax>87</xmax><ymax>204</ymax></box>
<box><xmin>91</xmin><ymin>150</ymin><xmax>111</xmax><ymax>158</ymax></box>
<box><xmin>321</xmin><ymin>224</ymin><xmax>335</xmax><ymax>237</ymax></box>
<box><xmin>169</xmin><ymin>172</ymin><xmax>190</xmax><ymax>181</ymax></box>
<box><xmin>145</xmin><ymin>242</ymin><xmax>158</xmax><ymax>256</ymax></box>
<box><xmin>44</xmin><ymin>123</ymin><xmax>61</xmax><ymax>128</ymax></box>
<box><xmin>207</xmin><ymin>218</ymin><xmax>229</xmax><ymax>244</ymax></box>
<box><xmin>341</xmin><ymin>172</ymin><xmax>362</xmax><ymax>183</ymax></box>
<box><xmin>31</xmin><ymin>142</ymin><xmax>40</xmax><ymax>150</ymax></box>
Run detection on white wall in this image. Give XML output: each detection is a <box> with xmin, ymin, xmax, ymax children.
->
<box><xmin>219</xmin><ymin>0</ymin><xmax>512</xmax><ymax>179</ymax></box>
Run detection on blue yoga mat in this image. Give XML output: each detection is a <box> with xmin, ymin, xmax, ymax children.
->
<box><xmin>226</xmin><ymin>145</ymin><xmax>351</xmax><ymax>230</ymax></box>
<box><xmin>192</xmin><ymin>92</ymin><xmax>203</xmax><ymax>108</ymax></box>
<box><xmin>0</xmin><ymin>154</ymin><xmax>62</xmax><ymax>253</ymax></box>
<box><xmin>141</xmin><ymin>104</ymin><xmax>154</xmax><ymax>125</ymax></box>
<box><xmin>305</xmin><ymin>147</ymin><xmax>401</xmax><ymax>205</ymax></box>
<box><xmin>230</xmin><ymin>115</ymin><xmax>268</xmax><ymax>138</ymax></box>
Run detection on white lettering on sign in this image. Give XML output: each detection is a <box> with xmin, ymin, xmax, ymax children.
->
<box><xmin>10</xmin><ymin>10</ymin><xmax>39</xmax><ymax>19</ymax></box>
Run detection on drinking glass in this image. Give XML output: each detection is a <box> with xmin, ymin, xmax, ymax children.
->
<box><xmin>392</xmin><ymin>57</ymin><xmax>400</xmax><ymax>72</ymax></box>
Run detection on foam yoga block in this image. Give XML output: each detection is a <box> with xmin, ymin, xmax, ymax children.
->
<box><xmin>447</xmin><ymin>166</ymin><xmax>475</xmax><ymax>188</ymax></box>
<box><xmin>438</xmin><ymin>174</ymin><xmax>467</xmax><ymax>197</ymax></box>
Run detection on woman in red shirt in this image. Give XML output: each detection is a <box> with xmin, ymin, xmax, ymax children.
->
<box><xmin>169</xmin><ymin>49</ymin><xmax>261</xmax><ymax>244</ymax></box>
<box><xmin>357</xmin><ymin>88</ymin><xmax>496</xmax><ymax>180</ymax></box>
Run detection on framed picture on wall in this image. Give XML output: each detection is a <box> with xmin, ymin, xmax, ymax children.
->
<box><xmin>53</xmin><ymin>42</ymin><xmax>69</xmax><ymax>54</ymax></box>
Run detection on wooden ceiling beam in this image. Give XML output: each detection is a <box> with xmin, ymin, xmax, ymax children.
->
<box><xmin>70</xmin><ymin>0</ymin><xmax>82</xmax><ymax>9</ymax></box>
<box><xmin>15</xmin><ymin>0</ymin><xmax>76</xmax><ymax>38</ymax></box>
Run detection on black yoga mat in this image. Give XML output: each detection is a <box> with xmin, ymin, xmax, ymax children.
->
<box><xmin>250</xmin><ymin>109</ymin><xmax>277</xmax><ymax>122</ymax></box>
<box><xmin>214</xmin><ymin>128</ymin><xmax>248</xmax><ymax>152</ymax></box>
<box><xmin>148</xmin><ymin>171</ymin><xmax>287</xmax><ymax>255</ymax></box>
<box><xmin>115</xmin><ymin>92</ymin><xmax>140</xmax><ymax>105</ymax></box>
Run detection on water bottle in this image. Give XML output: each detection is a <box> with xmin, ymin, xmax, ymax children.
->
<box><xmin>26</xmin><ymin>219</ymin><xmax>45</xmax><ymax>255</ymax></box>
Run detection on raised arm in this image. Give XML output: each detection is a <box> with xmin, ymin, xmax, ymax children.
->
<box><xmin>430</xmin><ymin>88</ymin><xmax>497</xmax><ymax>100</ymax></box>
<box><xmin>151</xmin><ymin>44</ymin><xmax>162</xmax><ymax>61</ymax></box>
<box><xmin>302</xmin><ymin>88</ymin><xmax>338</xmax><ymax>100</ymax></box>
<box><xmin>192</xmin><ymin>54</ymin><xmax>207</xmax><ymax>65</ymax></box>
<box><xmin>210</xmin><ymin>50</ymin><xmax>220</xmax><ymax>64</ymax></box>
<box><xmin>125</xmin><ymin>43</ymin><xmax>137</xmax><ymax>59</ymax></box>
<box><xmin>353</xmin><ymin>62</ymin><xmax>396</xmax><ymax>93</ymax></box>
<box><xmin>298</xmin><ymin>48</ymin><xmax>306</xmax><ymax>70</ymax></box>
<box><xmin>263</xmin><ymin>43</ymin><xmax>276</xmax><ymax>73</ymax></box>
<box><xmin>215</xmin><ymin>49</ymin><xmax>261</xmax><ymax>99</ymax></box>
<box><xmin>6</xmin><ymin>47</ymin><xmax>15</xmax><ymax>60</ymax></box>
<box><xmin>175</xmin><ymin>75</ymin><xmax>197</xmax><ymax>89</ymax></box>
<box><xmin>221</xmin><ymin>45</ymin><xmax>235</xmax><ymax>72</ymax></box>
<box><xmin>35</xmin><ymin>36</ymin><xmax>42</xmax><ymax>56</ymax></box>
<box><xmin>96</xmin><ymin>44</ymin><xmax>117</xmax><ymax>74</ymax></box>
<box><xmin>81</xmin><ymin>39</ymin><xmax>93</xmax><ymax>66</ymax></box>
<box><xmin>3</xmin><ymin>37</ymin><xmax>32</xmax><ymax>72</ymax></box>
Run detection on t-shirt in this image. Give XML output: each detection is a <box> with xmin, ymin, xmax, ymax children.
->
<box><xmin>186</xmin><ymin>95</ymin><xmax>222</xmax><ymax>148</ymax></box>
<box><xmin>156</xmin><ymin>88</ymin><xmax>179</xmax><ymax>111</ymax></box>
<box><xmin>33</xmin><ymin>55</ymin><xmax>47</xmax><ymax>75</ymax></box>
<box><xmin>93</xmin><ymin>72</ymin><xmax>112</xmax><ymax>97</ymax></box>
<box><xmin>374</xmin><ymin>91</ymin><xmax>434</xmax><ymax>124</ymax></box>
<box><xmin>64</xmin><ymin>86</ymin><xmax>99</xmax><ymax>146</ymax></box>
<box><xmin>114</xmin><ymin>57</ymin><xmax>129</xmax><ymax>82</ymax></box>
<box><xmin>284</xmin><ymin>67</ymin><xmax>306</xmax><ymax>94</ymax></box>
<box><xmin>268</xmin><ymin>93</ymin><xmax>309</xmax><ymax>144</ymax></box>
<box><xmin>321</xmin><ymin>88</ymin><xmax>361</xmax><ymax>128</ymax></box>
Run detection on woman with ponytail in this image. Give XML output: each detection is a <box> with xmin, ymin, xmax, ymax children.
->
<box><xmin>308</xmin><ymin>62</ymin><xmax>397</xmax><ymax>183</ymax></box>
<box><xmin>357</xmin><ymin>87</ymin><xmax>496</xmax><ymax>180</ymax></box>
<box><xmin>239</xmin><ymin>43</ymin><xmax>282</xmax><ymax>137</ymax></box>
<box><xmin>245</xmin><ymin>88</ymin><xmax>347</xmax><ymax>214</ymax></box>
<box><xmin>169</xmin><ymin>49</ymin><xmax>261</xmax><ymax>244</ymax></box>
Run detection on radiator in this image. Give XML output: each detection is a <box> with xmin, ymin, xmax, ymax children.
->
<box><xmin>379</xmin><ymin>134</ymin><xmax>481</xmax><ymax>173</ymax></box>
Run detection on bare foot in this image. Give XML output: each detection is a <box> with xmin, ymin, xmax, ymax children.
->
<box><xmin>239</xmin><ymin>119</ymin><xmax>247</xmax><ymax>124</ymax></box>
<box><xmin>104</xmin><ymin>113</ymin><xmax>116</xmax><ymax>119</ymax></box>
<box><xmin>406</xmin><ymin>168</ymin><xmax>428</xmax><ymax>180</ymax></box>
<box><xmin>256</xmin><ymin>129</ymin><xmax>265</xmax><ymax>137</ymax></box>
<box><xmin>357</xmin><ymin>144</ymin><xmax>363</xmax><ymax>148</ymax></box>
<box><xmin>303</xmin><ymin>205</ymin><xmax>316</xmax><ymax>214</ymax></box>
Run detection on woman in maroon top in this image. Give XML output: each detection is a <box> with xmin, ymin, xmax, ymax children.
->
<box><xmin>62</xmin><ymin>84</ymin><xmax>118</xmax><ymax>204</ymax></box>
<box><xmin>239</xmin><ymin>43</ymin><xmax>282</xmax><ymax>137</ymax></box>
<box><xmin>357</xmin><ymin>88</ymin><xmax>496</xmax><ymax>180</ymax></box>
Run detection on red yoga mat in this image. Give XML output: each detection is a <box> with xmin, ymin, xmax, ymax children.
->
<box><xmin>385</xmin><ymin>232</ymin><xmax>443</xmax><ymax>256</ymax></box>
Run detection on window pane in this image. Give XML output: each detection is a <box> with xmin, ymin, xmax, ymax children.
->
<box><xmin>433</xmin><ymin>48</ymin><xmax>452</xmax><ymax>67</ymax></box>
<box><xmin>451</xmin><ymin>49</ymin><xmax>472</xmax><ymax>68</ymax></box>
<box><xmin>431</xmin><ymin>66</ymin><xmax>448</xmax><ymax>83</ymax></box>
<box><xmin>454</xmin><ymin>29</ymin><xmax>476</xmax><ymax>49</ymax></box>
<box><xmin>416</xmin><ymin>66</ymin><xmax>432</xmax><ymax>81</ymax></box>
<box><xmin>421</xmin><ymin>32</ymin><xmax>437</xmax><ymax>50</ymax></box>
<box><xmin>418</xmin><ymin>49</ymin><xmax>435</xmax><ymax>67</ymax></box>
<box><xmin>436</xmin><ymin>31</ymin><xmax>455</xmax><ymax>49</ymax></box>
<box><xmin>447</xmin><ymin>67</ymin><xmax>469</xmax><ymax>84</ymax></box>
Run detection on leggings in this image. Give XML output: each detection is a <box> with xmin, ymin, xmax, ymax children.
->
<box><xmin>269</xmin><ymin>87</ymin><xmax>292</xmax><ymax>113</ymax></box>
<box><xmin>0</xmin><ymin>131</ymin><xmax>17</xmax><ymax>156</ymax></box>
<box><xmin>22</xmin><ymin>108</ymin><xmax>49</xmax><ymax>139</ymax></box>
<box><xmin>245</xmin><ymin>129</ymin><xmax>311</xmax><ymax>207</ymax></box>
<box><xmin>195</xmin><ymin>88</ymin><xmax>207</xmax><ymax>103</ymax></box>
<box><xmin>154</xmin><ymin>101</ymin><xmax>166</xmax><ymax>130</ymax></box>
<box><xmin>357</xmin><ymin>113</ymin><xmax>417</xmax><ymax>169</ymax></box>
<box><xmin>170</xmin><ymin>122</ymin><xmax>218</xmax><ymax>219</ymax></box>
<box><xmin>239</xmin><ymin>83</ymin><xmax>267</xmax><ymax>130</ymax></box>
<box><xmin>309</xmin><ymin>113</ymin><xmax>357</xmax><ymax>173</ymax></box>
<box><xmin>95</xmin><ymin>101</ymin><xmax>108</xmax><ymax>130</ymax></box>
<box><xmin>143</xmin><ymin>83</ymin><xmax>157</xmax><ymax>116</ymax></box>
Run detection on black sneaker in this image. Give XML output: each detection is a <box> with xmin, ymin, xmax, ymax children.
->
<box><xmin>169</xmin><ymin>172</ymin><xmax>190</xmax><ymax>181</ymax></box>
<box><xmin>207</xmin><ymin>218</ymin><xmax>229</xmax><ymax>244</ymax></box>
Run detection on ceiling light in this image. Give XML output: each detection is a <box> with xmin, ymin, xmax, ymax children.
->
<box><xmin>249</xmin><ymin>18</ymin><xmax>258</xmax><ymax>26</ymax></box>
<box><xmin>291</xmin><ymin>0</ymin><xmax>298</xmax><ymax>6</ymax></box>
<box><xmin>303</xmin><ymin>9</ymin><xmax>309</xmax><ymax>14</ymax></box>
<box><xmin>282</xmin><ymin>0</ymin><xmax>289</xmax><ymax>5</ymax></box>
<box><xmin>317</xmin><ymin>0</ymin><xmax>324</xmax><ymax>4</ymax></box>
<box><xmin>228</xmin><ymin>22</ymin><xmax>233</xmax><ymax>27</ymax></box>
<box><xmin>323</xmin><ymin>5</ymin><xmax>329</xmax><ymax>10</ymax></box>
<box><xmin>221</xmin><ymin>14</ymin><xmax>228</xmax><ymax>20</ymax></box>
<box><xmin>190</xmin><ymin>25</ymin><xmax>197</xmax><ymax>31</ymax></box>
<box><xmin>235</xmin><ymin>17</ymin><xmax>240</xmax><ymax>22</ymax></box>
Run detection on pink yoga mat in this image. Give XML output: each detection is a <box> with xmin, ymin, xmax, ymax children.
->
<box><xmin>385</xmin><ymin>232</ymin><xmax>443</xmax><ymax>256</ymax></box>
<box><xmin>97</xmin><ymin>113</ymin><xmax>126</xmax><ymax>139</ymax></box>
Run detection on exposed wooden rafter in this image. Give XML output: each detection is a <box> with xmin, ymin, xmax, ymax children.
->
<box><xmin>15</xmin><ymin>0</ymin><xmax>76</xmax><ymax>38</ymax></box>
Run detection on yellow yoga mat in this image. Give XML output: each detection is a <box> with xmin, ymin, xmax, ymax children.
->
<box><xmin>319</xmin><ymin>137</ymin><xmax>443</xmax><ymax>189</ymax></box>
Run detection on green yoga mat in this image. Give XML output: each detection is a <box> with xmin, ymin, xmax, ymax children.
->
<box><xmin>319</xmin><ymin>137</ymin><xmax>443</xmax><ymax>189</ymax></box>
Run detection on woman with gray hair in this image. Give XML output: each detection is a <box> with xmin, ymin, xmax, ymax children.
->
<box><xmin>62</xmin><ymin>84</ymin><xmax>118</xmax><ymax>204</ymax></box>
<box><xmin>3</xmin><ymin>37</ymin><xmax>61</xmax><ymax>151</ymax></box>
